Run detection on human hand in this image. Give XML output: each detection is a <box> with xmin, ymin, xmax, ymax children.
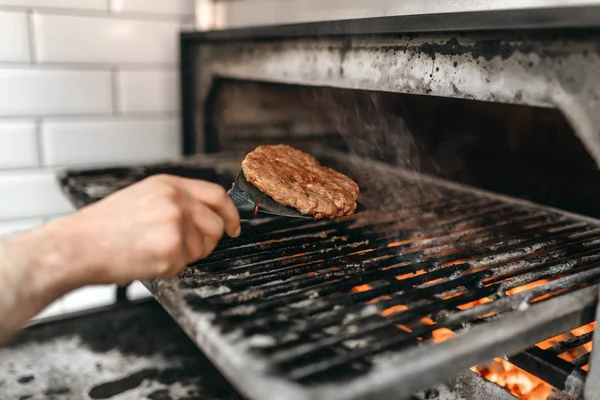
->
<box><xmin>44</xmin><ymin>174</ymin><xmax>240</xmax><ymax>286</ymax></box>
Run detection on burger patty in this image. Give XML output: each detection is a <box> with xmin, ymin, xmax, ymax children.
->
<box><xmin>241</xmin><ymin>145</ymin><xmax>360</xmax><ymax>219</ymax></box>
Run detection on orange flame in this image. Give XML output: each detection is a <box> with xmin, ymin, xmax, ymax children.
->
<box><xmin>473</xmin><ymin>359</ymin><xmax>552</xmax><ymax>400</ymax></box>
<box><xmin>506</xmin><ymin>279</ymin><xmax>550</xmax><ymax>296</ymax></box>
<box><xmin>351</xmin><ymin>284</ymin><xmax>372</xmax><ymax>293</ymax></box>
<box><xmin>350</xmin><ymin>247</ymin><xmax>594</xmax><ymax>400</ymax></box>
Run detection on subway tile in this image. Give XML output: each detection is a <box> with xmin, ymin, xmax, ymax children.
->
<box><xmin>0</xmin><ymin>0</ymin><xmax>106</xmax><ymax>10</ymax></box>
<box><xmin>35</xmin><ymin>14</ymin><xmax>182</xmax><ymax>64</ymax></box>
<box><xmin>0</xmin><ymin>170</ymin><xmax>74</xmax><ymax>220</ymax></box>
<box><xmin>118</xmin><ymin>69</ymin><xmax>179</xmax><ymax>113</ymax></box>
<box><xmin>0</xmin><ymin>67</ymin><xmax>112</xmax><ymax>116</ymax></box>
<box><xmin>31</xmin><ymin>298</ymin><xmax>65</xmax><ymax>320</ymax></box>
<box><xmin>110</xmin><ymin>0</ymin><xmax>194</xmax><ymax>16</ymax></box>
<box><xmin>0</xmin><ymin>218</ymin><xmax>43</xmax><ymax>237</ymax></box>
<box><xmin>127</xmin><ymin>281</ymin><xmax>152</xmax><ymax>300</ymax></box>
<box><xmin>0</xmin><ymin>11</ymin><xmax>29</xmax><ymax>62</ymax></box>
<box><xmin>62</xmin><ymin>285</ymin><xmax>116</xmax><ymax>313</ymax></box>
<box><xmin>41</xmin><ymin>117</ymin><xmax>181</xmax><ymax>166</ymax></box>
<box><xmin>0</xmin><ymin>121</ymin><xmax>39</xmax><ymax>168</ymax></box>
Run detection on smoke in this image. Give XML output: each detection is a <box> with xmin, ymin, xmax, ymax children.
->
<box><xmin>311</xmin><ymin>88</ymin><xmax>419</xmax><ymax>169</ymax></box>
<box><xmin>306</xmin><ymin>88</ymin><xmax>432</xmax><ymax>211</ymax></box>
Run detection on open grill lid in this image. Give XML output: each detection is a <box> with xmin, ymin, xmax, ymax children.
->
<box><xmin>59</xmin><ymin>151</ymin><xmax>600</xmax><ymax>400</ymax></box>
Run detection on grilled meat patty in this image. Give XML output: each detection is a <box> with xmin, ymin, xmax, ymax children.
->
<box><xmin>241</xmin><ymin>145</ymin><xmax>360</xmax><ymax>219</ymax></box>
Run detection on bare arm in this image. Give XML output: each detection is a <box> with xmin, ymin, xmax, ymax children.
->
<box><xmin>0</xmin><ymin>174</ymin><xmax>240</xmax><ymax>343</ymax></box>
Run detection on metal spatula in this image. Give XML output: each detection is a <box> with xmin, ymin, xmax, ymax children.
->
<box><xmin>227</xmin><ymin>171</ymin><xmax>364</xmax><ymax>220</ymax></box>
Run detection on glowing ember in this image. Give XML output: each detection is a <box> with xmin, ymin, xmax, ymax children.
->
<box><xmin>457</xmin><ymin>297</ymin><xmax>493</xmax><ymax>310</ymax></box>
<box><xmin>395</xmin><ymin>270</ymin><xmax>425</xmax><ymax>280</ymax></box>
<box><xmin>348</xmin><ymin>258</ymin><xmax>594</xmax><ymax>400</ymax></box>
<box><xmin>431</xmin><ymin>327</ymin><xmax>455</xmax><ymax>342</ymax></box>
<box><xmin>351</xmin><ymin>284</ymin><xmax>372</xmax><ymax>293</ymax></box>
<box><xmin>505</xmin><ymin>280</ymin><xmax>550</xmax><ymax>296</ymax></box>
<box><xmin>472</xmin><ymin>359</ymin><xmax>552</xmax><ymax>400</ymax></box>
<box><xmin>381</xmin><ymin>304</ymin><xmax>408</xmax><ymax>317</ymax></box>
<box><xmin>388</xmin><ymin>238</ymin><xmax>422</xmax><ymax>248</ymax></box>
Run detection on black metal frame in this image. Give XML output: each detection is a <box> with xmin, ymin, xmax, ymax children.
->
<box><xmin>180</xmin><ymin>34</ymin><xmax>199</xmax><ymax>156</ymax></box>
<box><xmin>508</xmin><ymin>328</ymin><xmax>593</xmax><ymax>398</ymax></box>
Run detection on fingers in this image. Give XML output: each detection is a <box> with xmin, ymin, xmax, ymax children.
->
<box><xmin>181</xmin><ymin>213</ymin><xmax>206</xmax><ymax>264</ymax></box>
<box><xmin>187</xmin><ymin>201</ymin><xmax>225</xmax><ymax>259</ymax></box>
<box><xmin>170</xmin><ymin>176</ymin><xmax>241</xmax><ymax>238</ymax></box>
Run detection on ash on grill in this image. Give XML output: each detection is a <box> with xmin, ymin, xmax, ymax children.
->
<box><xmin>59</xmin><ymin>152</ymin><xmax>600</xmax><ymax>400</ymax></box>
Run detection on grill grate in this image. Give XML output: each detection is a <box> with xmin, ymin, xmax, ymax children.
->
<box><xmin>508</xmin><ymin>321</ymin><xmax>595</xmax><ymax>397</ymax></box>
<box><xmin>59</xmin><ymin>152</ymin><xmax>600</xmax><ymax>400</ymax></box>
<box><xmin>183</xmin><ymin>193</ymin><xmax>600</xmax><ymax>383</ymax></box>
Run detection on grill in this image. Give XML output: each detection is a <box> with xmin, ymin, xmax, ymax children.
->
<box><xmin>51</xmin><ymin>5</ymin><xmax>600</xmax><ymax>398</ymax></box>
<box><xmin>508</xmin><ymin>322</ymin><xmax>595</xmax><ymax>396</ymax></box>
<box><xmin>60</xmin><ymin>151</ymin><xmax>600</xmax><ymax>400</ymax></box>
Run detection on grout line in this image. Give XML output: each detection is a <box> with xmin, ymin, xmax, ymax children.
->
<box><xmin>0</xmin><ymin>111</ymin><xmax>178</xmax><ymax>120</ymax></box>
<box><xmin>0</xmin><ymin>165</ymin><xmax>61</xmax><ymax>174</ymax></box>
<box><xmin>0</xmin><ymin>62</ymin><xmax>178</xmax><ymax>71</ymax></box>
<box><xmin>35</xmin><ymin>117</ymin><xmax>44</xmax><ymax>168</ymax></box>
<box><xmin>0</xmin><ymin>213</ymin><xmax>66</xmax><ymax>225</ymax></box>
<box><xmin>0</xmin><ymin>5</ymin><xmax>194</xmax><ymax>23</ymax></box>
<box><xmin>25</xmin><ymin>10</ymin><xmax>37</xmax><ymax>64</ymax></box>
<box><xmin>111</xmin><ymin>66</ymin><xmax>121</xmax><ymax>115</ymax></box>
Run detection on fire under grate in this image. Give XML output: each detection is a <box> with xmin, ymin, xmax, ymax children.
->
<box><xmin>508</xmin><ymin>321</ymin><xmax>595</xmax><ymax>397</ymax></box>
<box><xmin>59</xmin><ymin>152</ymin><xmax>600</xmax><ymax>400</ymax></box>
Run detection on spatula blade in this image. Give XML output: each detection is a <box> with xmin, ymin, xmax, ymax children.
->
<box><xmin>233</xmin><ymin>171</ymin><xmax>313</xmax><ymax>219</ymax></box>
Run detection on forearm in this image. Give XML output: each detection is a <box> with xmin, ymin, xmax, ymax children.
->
<box><xmin>0</xmin><ymin>222</ymin><xmax>86</xmax><ymax>343</ymax></box>
<box><xmin>0</xmin><ymin>175</ymin><xmax>241</xmax><ymax>343</ymax></box>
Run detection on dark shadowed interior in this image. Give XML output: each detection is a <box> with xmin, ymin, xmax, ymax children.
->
<box><xmin>206</xmin><ymin>79</ymin><xmax>600</xmax><ymax>218</ymax></box>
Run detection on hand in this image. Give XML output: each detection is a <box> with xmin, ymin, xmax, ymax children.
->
<box><xmin>0</xmin><ymin>174</ymin><xmax>240</xmax><ymax>342</ymax></box>
<box><xmin>41</xmin><ymin>174</ymin><xmax>241</xmax><ymax>286</ymax></box>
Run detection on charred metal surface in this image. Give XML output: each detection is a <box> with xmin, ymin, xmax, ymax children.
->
<box><xmin>204</xmin><ymin>1</ymin><xmax>600</xmax><ymax>32</ymax></box>
<box><xmin>59</xmin><ymin>152</ymin><xmax>600</xmax><ymax>400</ymax></box>
<box><xmin>207</xmin><ymin>80</ymin><xmax>600</xmax><ymax>219</ymax></box>
<box><xmin>509</xmin><ymin>345</ymin><xmax>588</xmax><ymax>398</ymax></box>
<box><xmin>412</xmin><ymin>372</ymin><xmax>517</xmax><ymax>400</ymax></box>
<box><xmin>192</xmin><ymin>32</ymin><xmax>600</xmax><ymax>166</ymax></box>
<box><xmin>584</xmin><ymin>286</ymin><xmax>600</xmax><ymax>399</ymax></box>
<box><xmin>0</xmin><ymin>300</ymin><xmax>245</xmax><ymax>400</ymax></box>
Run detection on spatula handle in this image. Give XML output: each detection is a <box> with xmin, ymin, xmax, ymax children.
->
<box><xmin>227</xmin><ymin>187</ymin><xmax>258</xmax><ymax>220</ymax></box>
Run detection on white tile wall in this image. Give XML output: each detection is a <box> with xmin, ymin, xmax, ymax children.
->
<box><xmin>0</xmin><ymin>218</ymin><xmax>44</xmax><ymax>237</ymax></box>
<box><xmin>35</xmin><ymin>14</ymin><xmax>183</xmax><ymax>64</ymax></box>
<box><xmin>0</xmin><ymin>0</ymin><xmax>191</xmax><ymax>319</ymax></box>
<box><xmin>0</xmin><ymin>68</ymin><xmax>113</xmax><ymax>116</ymax></box>
<box><xmin>110</xmin><ymin>0</ymin><xmax>195</xmax><ymax>16</ymax></box>
<box><xmin>0</xmin><ymin>170</ymin><xmax>74</xmax><ymax>220</ymax></box>
<box><xmin>62</xmin><ymin>285</ymin><xmax>117</xmax><ymax>313</ymax></box>
<box><xmin>0</xmin><ymin>11</ymin><xmax>30</xmax><ymax>62</ymax></box>
<box><xmin>42</xmin><ymin>117</ymin><xmax>180</xmax><ymax>166</ymax></box>
<box><xmin>118</xmin><ymin>69</ymin><xmax>179</xmax><ymax>113</ymax></box>
<box><xmin>0</xmin><ymin>0</ymin><xmax>106</xmax><ymax>10</ymax></box>
<box><xmin>127</xmin><ymin>281</ymin><xmax>152</xmax><ymax>300</ymax></box>
<box><xmin>0</xmin><ymin>121</ymin><xmax>39</xmax><ymax>169</ymax></box>
<box><xmin>33</xmin><ymin>298</ymin><xmax>65</xmax><ymax>320</ymax></box>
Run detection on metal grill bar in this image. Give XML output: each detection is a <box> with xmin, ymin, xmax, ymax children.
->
<box><xmin>59</xmin><ymin>155</ymin><xmax>600</xmax><ymax>400</ymax></box>
<box><xmin>508</xmin><ymin>320</ymin><xmax>595</xmax><ymax>397</ymax></box>
<box><xmin>549</xmin><ymin>332</ymin><xmax>594</xmax><ymax>355</ymax></box>
<box><xmin>182</xmin><ymin>192</ymin><xmax>600</xmax><ymax>385</ymax></box>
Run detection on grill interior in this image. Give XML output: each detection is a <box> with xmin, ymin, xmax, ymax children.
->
<box><xmin>186</xmin><ymin>197</ymin><xmax>599</xmax><ymax>385</ymax></box>
<box><xmin>509</xmin><ymin>321</ymin><xmax>595</xmax><ymax>395</ymax></box>
<box><xmin>59</xmin><ymin>150</ymin><xmax>600</xmax><ymax>400</ymax></box>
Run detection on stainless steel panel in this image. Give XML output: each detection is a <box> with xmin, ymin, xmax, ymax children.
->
<box><xmin>199</xmin><ymin>0</ymin><xmax>600</xmax><ymax>30</ymax></box>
